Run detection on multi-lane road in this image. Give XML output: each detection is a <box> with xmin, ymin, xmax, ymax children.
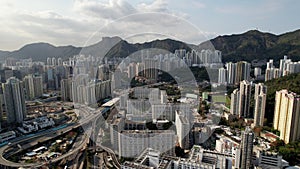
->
<box><xmin>89</xmin><ymin>107</ymin><xmax>121</xmax><ymax>169</ymax></box>
<box><xmin>0</xmin><ymin>103</ymin><xmax>123</xmax><ymax>169</ymax></box>
<box><xmin>0</xmin><ymin>106</ymin><xmax>103</xmax><ymax>168</ymax></box>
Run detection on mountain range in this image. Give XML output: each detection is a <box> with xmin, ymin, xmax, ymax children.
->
<box><xmin>207</xmin><ymin>29</ymin><xmax>300</xmax><ymax>62</ymax></box>
<box><xmin>1</xmin><ymin>29</ymin><xmax>300</xmax><ymax>63</ymax></box>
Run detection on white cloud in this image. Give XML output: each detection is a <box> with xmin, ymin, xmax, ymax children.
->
<box><xmin>73</xmin><ymin>0</ymin><xmax>137</xmax><ymax>19</ymax></box>
<box><xmin>0</xmin><ymin>9</ymin><xmax>98</xmax><ymax>50</ymax></box>
<box><xmin>90</xmin><ymin>12</ymin><xmax>214</xmax><ymax>45</ymax></box>
<box><xmin>137</xmin><ymin>0</ymin><xmax>168</xmax><ymax>12</ymax></box>
<box><xmin>72</xmin><ymin>0</ymin><xmax>210</xmax><ymax>45</ymax></box>
<box><xmin>0</xmin><ymin>0</ymin><xmax>215</xmax><ymax>50</ymax></box>
<box><xmin>73</xmin><ymin>0</ymin><xmax>187</xmax><ymax>20</ymax></box>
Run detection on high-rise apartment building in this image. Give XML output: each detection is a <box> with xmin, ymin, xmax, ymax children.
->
<box><xmin>226</xmin><ymin>62</ymin><xmax>236</xmax><ymax>85</ymax></box>
<box><xmin>225</xmin><ymin>61</ymin><xmax>250</xmax><ymax>85</ymax></box>
<box><xmin>110</xmin><ymin>117</ymin><xmax>125</xmax><ymax>153</ymax></box>
<box><xmin>97</xmin><ymin>65</ymin><xmax>110</xmax><ymax>81</ymax></box>
<box><xmin>23</xmin><ymin>74</ymin><xmax>43</xmax><ymax>100</ymax></box>
<box><xmin>218</xmin><ymin>67</ymin><xmax>227</xmax><ymax>84</ymax></box>
<box><xmin>240</xmin><ymin>127</ymin><xmax>254</xmax><ymax>169</ymax></box>
<box><xmin>235</xmin><ymin>61</ymin><xmax>251</xmax><ymax>84</ymax></box>
<box><xmin>61</xmin><ymin>78</ymin><xmax>72</xmax><ymax>101</ymax></box>
<box><xmin>127</xmin><ymin>63</ymin><xmax>137</xmax><ymax>79</ymax></box>
<box><xmin>230</xmin><ymin>89</ymin><xmax>240</xmax><ymax>116</ymax></box>
<box><xmin>57</xmin><ymin>57</ymin><xmax>63</xmax><ymax>66</ymax></box>
<box><xmin>279</xmin><ymin>55</ymin><xmax>290</xmax><ymax>76</ymax></box>
<box><xmin>175</xmin><ymin>110</ymin><xmax>190</xmax><ymax>150</ymax></box>
<box><xmin>143</xmin><ymin>59</ymin><xmax>158</xmax><ymax>81</ymax></box>
<box><xmin>254</xmin><ymin>83</ymin><xmax>267</xmax><ymax>99</ymax></box>
<box><xmin>265</xmin><ymin>68</ymin><xmax>282</xmax><ymax>81</ymax></box>
<box><xmin>267</xmin><ymin>59</ymin><xmax>274</xmax><ymax>69</ymax></box>
<box><xmin>72</xmin><ymin>75</ymin><xmax>111</xmax><ymax>105</ymax></box>
<box><xmin>118</xmin><ymin>130</ymin><xmax>175</xmax><ymax>158</ymax></box>
<box><xmin>238</xmin><ymin>80</ymin><xmax>252</xmax><ymax>118</ymax></box>
<box><xmin>3</xmin><ymin>77</ymin><xmax>26</xmax><ymax>123</ymax></box>
<box><xmin>273</xmin><ymin>90</ymin><xmax>300</xmax><ymax>143</ymax></box>
<box><xmin>278</xmin><ymin>55</ymin><xmax>300</xmax><ymax>76</ymax></box>
<box><xmin>265</xmin><ymin>56</ymin><xmax>300</xmax><ymax>81</ymax></box>
<box><xmin>253</xmin><ymin>83</ymin><xmax>267</xmax><ymax>127</ymax></box>
<box><xmin>254</xmin><ymin>67</ymin><xmax>262</xmax><ymax>78</ymax></box>
<box><xmin>253</xmin><ymin>93</ymin><xmax>266</xmax><ymax>127</ymax></box>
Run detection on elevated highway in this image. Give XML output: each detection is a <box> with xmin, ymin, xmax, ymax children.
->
<box><xmin>0</xmin><ymin>106</ymin><xmax>105</xmax><ymax>168</ymax></box>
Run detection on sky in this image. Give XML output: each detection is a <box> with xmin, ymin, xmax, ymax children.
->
<box><xmin>0</xmin><ymin>0</ymin><xmax>299</xmax><ymax>51</ymax></box>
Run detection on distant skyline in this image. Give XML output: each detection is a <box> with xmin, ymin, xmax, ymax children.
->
<box><xmin>0</xmin><ymin>0</ymin><xmax>299</xmax><ymax>51</ymax></box>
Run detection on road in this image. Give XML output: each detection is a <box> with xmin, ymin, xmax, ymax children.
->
<box><xmin>100</xmin><ymin>145</ymin><xmax>121</xmax><ymax>168</ymax></box>
<box><xmin>89</xmin><ymin>106</ymin><xmax>121</xmax><ymax>168</ymax></box>
<box><xmin>0</xmin><ymin>105</ymin><xmax>102</xmax><ymax>168</ymax></box>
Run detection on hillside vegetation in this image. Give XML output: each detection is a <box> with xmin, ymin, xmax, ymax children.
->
<box><xmin>204</xmin><ymin>29</ymin><xmax>300</xmax><ymax>63</ymax></box>
<box><xmin>264</xmin><ymin>73</ymin><xmax>300</xmax><ymax>125</ymax></box>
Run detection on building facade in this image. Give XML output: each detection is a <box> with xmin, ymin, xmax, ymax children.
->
<box><xmin>3</xmin><ymin>77</ymin><xmax>26</xmax><ymax>123</ymax></box>
<box><xmin>230</xmin><ymin>89</ymin><xmax>240</xmax><ymax>116</ymax></box>
<box><xmin>273</xmin><ymin>90</ymin><xmax>300</xmax><ymax>143</ymax></box>
<box><xmin>253</xmin><ymin>83</ymin><xmax>267</xmax><ymax>127</ymax></box>
<box><xmin>239</xmin><ymin>127</ymin><xmax>254</xmax><ymax>169</ymax></box>
<box><xmin>238</xmin><ymin>80</ymin><xmax>252</xmax><ymax>118</ymax></box>
<box><xmin>23</xmin><ymin>74</ymin><xmax>43</xmax><ymax>100</ymax></box>
<box><xmin>175</xmin><ymin>110</ymin><xmax>190</xmax><ymax>150</ymax></box>
<box><xmin>118</xmin><ymin>130</ymin><xmax>176</xmax><ymax>158</ymax></box>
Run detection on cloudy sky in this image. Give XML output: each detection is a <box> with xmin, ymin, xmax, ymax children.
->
<box><xmin>0</xmin><ymin>0</ymin><xmax>299</xmax><ymax>51</ymax></box>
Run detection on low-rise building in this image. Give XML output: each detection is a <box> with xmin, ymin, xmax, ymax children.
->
<box><xmin>121</xmin><ymin>145</ymin><xmax>233</xmax><ymax>169</ymax></box>
<box><xmin>18</xmin><ymin>116</ymin><xmax>55</xmax><ymax>134</ymax></box>
<box><xmin>254</xmin><ymin>151</ymin><xmax>283</xmax><ymax>169</ymax></box>
<box><xmin>0</xmin><ymin>131</ymin><xmax>16</xmax><ymax>143</ymax></box>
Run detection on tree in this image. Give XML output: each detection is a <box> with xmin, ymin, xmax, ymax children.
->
<box><xmin>270</xmin><ymin>139</ymin><xmax>285</xmax><ymax>151</ymax></box>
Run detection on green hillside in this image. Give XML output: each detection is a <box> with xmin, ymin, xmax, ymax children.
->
<box><xmin>104</xmin><ymin>38</ymin><xmax>192</xmax><ymax>58</ymax></box>
<box><xmin>205</xmin><ymin>29</ymin><xmax>300</xmax><ymax>63</ymax></box>
<box><xmin>264</xmin><ymin>73</ymin><xmax>300</xmax><ymax>125</ymax></box>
